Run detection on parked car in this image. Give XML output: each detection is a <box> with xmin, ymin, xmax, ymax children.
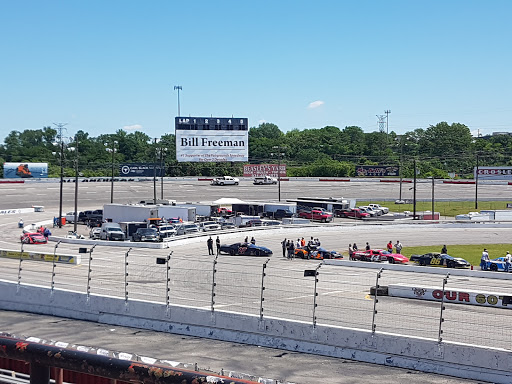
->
<box><xmin>132</xmin><ymin>227</ymin><xmax>159</xmax><ymax>242</ymax></box>
<box><xmin>219</xmin><ymin>242</ymin><xmax>273</xmax><ymax>256</ymax></box>
<box><xmin>20</xmin><ymin>232</ymin><xmax>47</xmax><ymax>244</ymax></box>
<box><xmin>65</xmin><ymin>211</ymin><xmax>87</xmax><ymax>224</ymax></box>
<box><xmin>211</xmin><ymin>176</ymin><xmax>239</xmax><ymax>186</ymax></box>
<box><xmin>359</xmin><ymin>206</ymin><xmax>381</xmax><ymax>216</ymax></box>
<box><xmin>175</xmin><ymin>222</ymin><xmax>200</xmax><ymax>235</ymax></box>
<box><xmin>199</xmin><ymin>221</ymin><xmax>222</xmax><ymax>232</ymax></box>
<box><xmin>89</xmin><ymin>227</ymin><xmax>101</xmax><ymax>239</ymax></box>
<box><xmin>298</xmin><ymin>209</ymin><xmax>333</xmax><ymax>222</ymax></box>
<box><xmin>351</xmin><ymin>249</ymin><xmax>409</xmax><ymax>264</ymax></box>
<box><xmin>156</xmin><ymin>225</ymin><xmax>177</xmax><ymax>239</ymax></box>
<box><xmin>410</xmin><ymin>253</ymin><xmax>470</xmax><ymax>268</ymax></box>
<box><xmin>335</xmin><ymin>208</ymin><xmax>369</xmax><ymax>219</ymax></box>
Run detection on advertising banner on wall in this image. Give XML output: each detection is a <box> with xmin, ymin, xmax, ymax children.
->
<box><xmin>119</xmin><ymin>163</ymin><xmax>163</xmax><ymax>177</ymax></box>
<box><xmin>3</xmin><ymin>163</ymin><xmax>48</xmax><ymax>178</ymax></box>
<box><xmin>356</xmin><ymin>165</ymin><xmax>399</xmax><ymax>177</ymax></box>
<box><xmin>175</xmin><ymin>117</ymin><xmax>249</xmax><ymax>162</ymax></box>
<box><xmin>475</xmin><ymin>166</ymin><xmax>512</xmax><ymax>180</ymax></box>
<box><xmin>243</xmin><ymin>164</ymin><xmax>287</xmax><ymax>177</ymax></box>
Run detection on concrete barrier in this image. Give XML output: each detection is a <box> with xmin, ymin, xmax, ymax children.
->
<box><xmin>0</xmin><ymin>279</ymin><xmax>510</xmax><ymax>383</ymax></box>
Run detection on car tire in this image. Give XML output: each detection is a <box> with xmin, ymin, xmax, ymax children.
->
<box><xmin>446</xmin><ymin>261</ymin><xmax>454</xmax><ymax>268</ymax></box>
<box><xmin>388</xmin><ymin>257</ymin><xmax>395</xmax><ymax>264</ymax></box>
<box><xmin>490</xmin><ymin>264</ymin><xmax>498</xmax><ymax>272</ymax></box>
<box><xmin>230</xmin><ymin>249</ymin><xmax>235</xmax><ymax>256</ymax></box>
<box><xmin>22</xmin><ymin>237</ymin><xmax>30</xmax><ymax>244</ymax></box>
<box><xmin>235</xmin><ymin>182</ymin><xmax>239</xmax><ymax>185</ymax></box>
<box><xmin>419</xmin><ymin>260</ymin><xmax>426</xmax><ymax>266</ymax></box>
<box><xmin>220</xmin><ymin>182</ymin><xmax>224</xmax><ymax>186</ymax></box>
<box><xmin>255</xmin><ymin>250</ymin><xmax>261</xmax><ymax>256</ymax></box>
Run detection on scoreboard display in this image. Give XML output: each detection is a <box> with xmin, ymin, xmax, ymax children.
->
<box><xmin>175</xmin><ymin>117</ymin><xmax>249</xmax><ymax>162</ymax></box>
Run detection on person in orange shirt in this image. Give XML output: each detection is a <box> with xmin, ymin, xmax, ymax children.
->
<box><xmin>300</xmin><ymin>237</ymin><xmax>305</xmax><ymax>247</ymax></box>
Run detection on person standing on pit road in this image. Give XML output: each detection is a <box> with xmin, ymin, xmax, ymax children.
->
<box><xmin>207</xmin><ymin>236</ymin><xmax>214</xmax><ymax>255</ymax></box>
<box><xmin>216</xmin><ymin>236</ymin><xmax>221</xmax><ymax>255</ymax></box>
<box><xmin>348</xmin><ymin>244</ymin><xmax>354</xmax><ymax>260</ymax></box>
<box><xmin>441</xmin><ymin>245</ymin><xmax>448</xmax><ymax>254</ymax></box>
<box><xmin>281</xmin><ymin>238</ymin><xmax>287</xmax><ymax>257</ymax></box>
<box><xmin>365</xmin><ymin>242</ymin><xmax>370</xmax><ymax>251</ymax></box>
<box><xmin>480</xmin><ymin>249</ymin><xmax>490</xmax><ymax>270</ymax></box>
<box><xmin>386</xmin><ymin>241</ymin><xmax>393</xmax><ymax>253</ymax></box>
<box><xmin>250</xmin><ymin>237</ymin><xmax>256</xmax><ymax>245</ymax></box>
<box><xmin>395</xmin><ymin>241</ymin><xmax>403</xmax><ymax>254</ymax></box>
<box><xmin>287</xmin><ymin>240</ymin><xmax>295</xmax><ymax>260</ymax></box>
<box><xmin>505</xmin><ymin>251</ymin><xmax>511</xmax><ymax>272</ymax></box>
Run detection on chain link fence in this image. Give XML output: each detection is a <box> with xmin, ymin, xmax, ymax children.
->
<box><xmin>5</xmin><ymin>248</ymin><xmax>512</xmax><ymax>351</ymax></box>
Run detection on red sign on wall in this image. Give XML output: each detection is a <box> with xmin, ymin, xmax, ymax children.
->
<box><xmin>243</xmin><ymin>164</ymin><xmax>286</xmax><ymax>178</ymax></box>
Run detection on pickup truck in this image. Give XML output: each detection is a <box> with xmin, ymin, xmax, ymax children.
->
<box><xmin>253</xmin><ymin>176</ymin><xmax>277</xmax><ymax>185</ymax></box>
<box><xmin>211</xmin><ymin>176</ymin><xmax>239</xmax><ymax>186</ymax></box>
<box><xmin>262</xmin><ymin>209</ymin><xmax>294</xmax><ymax>219</ymax></box>
<box><xmin>368</xmin><ymin>203</ymin><xmax>389</xmax><ymax>214</ymax></box>
<box><xmin>335</xmin><ymin>208</ymin><xmax>369</xmax><ymax>219</ymax></box>
<box><xmin>298</xmin><ymin>209</ymin><xmax>333</xmax><ymax>223</ymax></box>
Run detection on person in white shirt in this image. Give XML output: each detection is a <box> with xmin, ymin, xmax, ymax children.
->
<box><xmin>505</xmin><ymin>251</ymin><xmax>511</xmax><ymax>272</ymax></box>
<box><xmin>480</xmin><ymin>249</ymin><xmax>490</xmax><ymax>270</ymax></box>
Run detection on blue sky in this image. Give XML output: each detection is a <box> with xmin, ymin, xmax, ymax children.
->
<box><xmin>1</xmin><ymin>0</ymin><xmax>511</xmax><ymax>141</ymax></box>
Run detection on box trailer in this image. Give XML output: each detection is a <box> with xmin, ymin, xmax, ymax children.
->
<box><xmin>104</xmin><ymin>204</ymin><xmax>158</xmax><ymax>223</ymax></box>
<box><xmin>480</xmin><ymin>210</ymin><xmax>512</xmax><ymax>221</ymax></box>
<box><xmin>232</xmin><ymin>203</ymin><xmax>265</xmax><ymax>216</ymax></box>
<box><xmin>263</xmin><ymin>203</ymin><xmax>297</xmax><ymax>214</ymax></box>
<box><xmin>177</xmin><ymin>203</ymin><xmax>218</xmax><ymax>217</ymax></box>
<box><xmin>158</xmin><ymin>206</ymin><xmax>196</xmax><ymax>222</ymax></box>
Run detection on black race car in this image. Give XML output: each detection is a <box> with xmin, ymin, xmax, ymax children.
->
<box><xmin>219</xmin><ymin>242</ymin><xmax>273</xmax><ymax>256</ymax></box>
<box><xmin>410</xmin><ymin>252</ymin><xmax>470</xmax><ymax>268</ymax></box>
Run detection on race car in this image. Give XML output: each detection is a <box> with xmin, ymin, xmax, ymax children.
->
<box><xmin>295</xmin><ymin>246</ymin><xmax>343</xmax><ymax>260</ymax></box>
<box><xmin>485</xmin><ymin>257</ymin><xmax>511</xmax><ymax>272</ymax></box>
<box><xmin>219</xmin><ymin>242</ymin><xmax>273</xmax><ymax>256</ymax></box>
<box><xmin>351</xmin><ymin>249</ymin><xmax>409</xmax><ymax>264</ymax></box>
<box><xmin>20</xmin><ymin>232</ymin><xmax>47</xmax><ymax>244</ymax></box>
<box><xmin>410</xmin><ymin>252</ymin><xmax>470</xmax><ymax>268</ymax></box>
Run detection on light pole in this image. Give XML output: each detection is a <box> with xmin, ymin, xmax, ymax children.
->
<box><xmin>105</xmin><ymin>140</ymin><xmax>118</xmax><ymax>203</ymax></box>
<box><xmin>158</xmin><ymin>145</ymin><xmax>168</xmax><ymax>200</ymax></box>
<box><xmin>475</xmin><ymin>153</ymin><xmax>479</xmax><ymax>210</ymax></box>
<box><xmin>69</xmin><ymin>136</ymin><xmax>79</xmax><ymax>232</ymax></box>
<box><xmin>271</xmin><ymin>146</ymin><xmax>285</xmax><ymax>202</ymax></box>
<box><xmin>174</xmin><ymin>85</ymin><xmax>182</xmax><ymax>116</ymax></box>
<box><xmin>58</xmin><ymin>140</ymin><xmax>64</xmax><ymax>228</ymax></box>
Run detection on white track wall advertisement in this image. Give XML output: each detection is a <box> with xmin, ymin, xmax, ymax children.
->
<box><xmin>175</xmin><ymin>117</ymin><xmax>249</xmax><ymax>162</ymax></box>
<box><xmin>475</xmin><ymin>166</ymin><xmax>512</xmax><ymax>180</ymax></box>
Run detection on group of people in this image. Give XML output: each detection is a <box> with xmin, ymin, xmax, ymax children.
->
<box><xmin>207</xmin><ymin>236</ymin><xmax>221</xmax><ymax>255</ymax></box>
<box><xmin>281</xmin><ymin>237</ymin><xmax>321</xmax><ymax>259</ymax></box>
<box><xmin>480</xmin><ymin>248</ymin><xmax>512</xmax><ymax>271</ymax></box>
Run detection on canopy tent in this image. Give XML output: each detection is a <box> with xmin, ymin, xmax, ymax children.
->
<box><xmin>213</xmin><ymin>197</ymin><xmax>247</xmax><ymax>206</ymax></box>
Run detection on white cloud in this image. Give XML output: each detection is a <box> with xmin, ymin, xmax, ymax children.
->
<box><xmin>307</xmin><ymin>100</ymin><xmax>324</xmax><ymax>109</ymax></box>
<box><xmin>258</xmin><ymin>119</ymin><xmax>267</xmax><ymax>125</ymax></box>
<box><xmin>123</xmin><ymin>124</ymin><xmax>142</xmax><ymax>131</ymax></box>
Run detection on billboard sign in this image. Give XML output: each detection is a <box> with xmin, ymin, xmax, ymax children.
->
<box><xmin>3</xmin><ymin>162</ymin><xmax>48</xmax><ymax>178</ymax></box>
<box><xmin>119</xmin><ymin>163</ymin><xmax>163</xmax><ymax>177</ymax></box>
<box><xmin>243</xmin><ymin>164</ymin><xmax>286</xmax><ymax>177</ymax></box>
<box><xmin>356</xmin><ymin>165</ymin><xmax>399</xmax><ymax>177</ymax></box>
<box><xmin>175</xmin><ymin>117</ymin><xmax>248</xmax><ymax>162</ymax></box>
<box><xmin>475</xmin><ymin>167</ymin><xmax>512</xmax><ymax>180</ymax></box>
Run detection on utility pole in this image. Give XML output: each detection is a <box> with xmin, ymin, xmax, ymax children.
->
<box><xmin>431</xmin><ymin>176</ymin><xmax>435</xmax><ymax>218</ymax></box>
<box><xmin>73</xmin><ymin>135</ymin><xmax>79</xmax><ymax>233</ymax></box>
<box><xmin>174</xmin><ymin>85</ymin><xmax>182</xmax><ymax>116</ymax></box>
<box><xmin>385</xmin><ymin>110</ymin><xmax>391</xmax><ymax>135</ymax></box>
<box><xmin>475</xmin><ymin>153</ymin><xmax>479</xmax><ymax>209</ymax></box>
<box><xmin>376</xmin><ymin>115</ymin><xmax>386</xmax><ymax>133</ymax></box>
<box><xmin>413</xmin><ymin>159</ymin><xmax>417</xmax><ymax>220</ymax></box>
<box><xmin>53</xmin><ymin>123</ymin><xmax>68</xmax><ymax>229</ymax></box>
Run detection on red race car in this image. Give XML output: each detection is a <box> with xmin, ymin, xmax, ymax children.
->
<box><xmin>351</xmin><ymin>249</ymin><xmax>409</xmax><ymax>264</ymax></box>
<box><xmin>20</xmin><ymin>232</ymin><xmax>47</xmax><ymax>244</ymax></box>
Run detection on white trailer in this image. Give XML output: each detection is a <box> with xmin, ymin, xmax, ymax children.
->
<box><xmin>229</xmin><ymin>215</ymin><xmax>261</xmax><ymax>227</ymax></box>
<box><xmin>480</xmin><ymin>210</ymin><xmax>512</xmax><ymax>221</ymax></box>
<box><xmin>158</xmin><ymin>206</ymin><xmax>196</xmax><ymax>222</ymax></box>
<box><xmin>177</xmin><ymin>203</ymin><xmax>217</xmax><ymax>217</ymax></box>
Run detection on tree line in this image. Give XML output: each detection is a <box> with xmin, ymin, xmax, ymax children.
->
<box><xmin>0</xmin><ymin>122</ymin><xmax>511</xmax><ymax>178</ymax></box>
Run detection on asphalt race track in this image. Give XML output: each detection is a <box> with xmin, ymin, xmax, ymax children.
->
<box><xmin>1</xmin><ymin>178</ymin><xmax>510</xmax><ymax>383</ymax></box>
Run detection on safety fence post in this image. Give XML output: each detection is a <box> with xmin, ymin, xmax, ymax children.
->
<box><xmin>50</xmin><ymin>241</ymin><xmax>61</xmax><ymax>293</ymax></box>
<box><xmin>86</xmin><ymin>244</ymin><xmax>97</xmax><ymax>301</ymax></box>
<box><xmin>211</xmin><ymin>254</ymin><xmax>218</xmax><ymax>312</ymax></box>
<box><xmin>259</xmin><ymin>258</ymin><xmax>270</xmax><ymax>320</ymax></box>
<box><xmin>438</xmin><ymin>273</ymin><xmax>450</xmax><ymax>343</ymax></box>
<box><xmin>17</xmin><ymin>243</ymin><xmax>24</xmax><ymax>292</ymax></box>
<box><xmin>371</xmin><ymin>268</ymin><xmax>384</xmax><ymax>334</ymax></box>
<box><xmin>124</xmin><ymin>248</ymin><xmax>132</xmax><ymax>305</ymax></box>
<box><xmin>312</xmin><ymin>264</ymin><xmax>322</xmax><ymax>327</ymax></box>
<box><xmin>30</xmin><ymin>359</ymin><xmax>50</xmax><ymax>384</ymax></box>
<box><xmin>165</xmin><ymin>251</ymin><xmax>173</xmax><ymax>308</ymax></box>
